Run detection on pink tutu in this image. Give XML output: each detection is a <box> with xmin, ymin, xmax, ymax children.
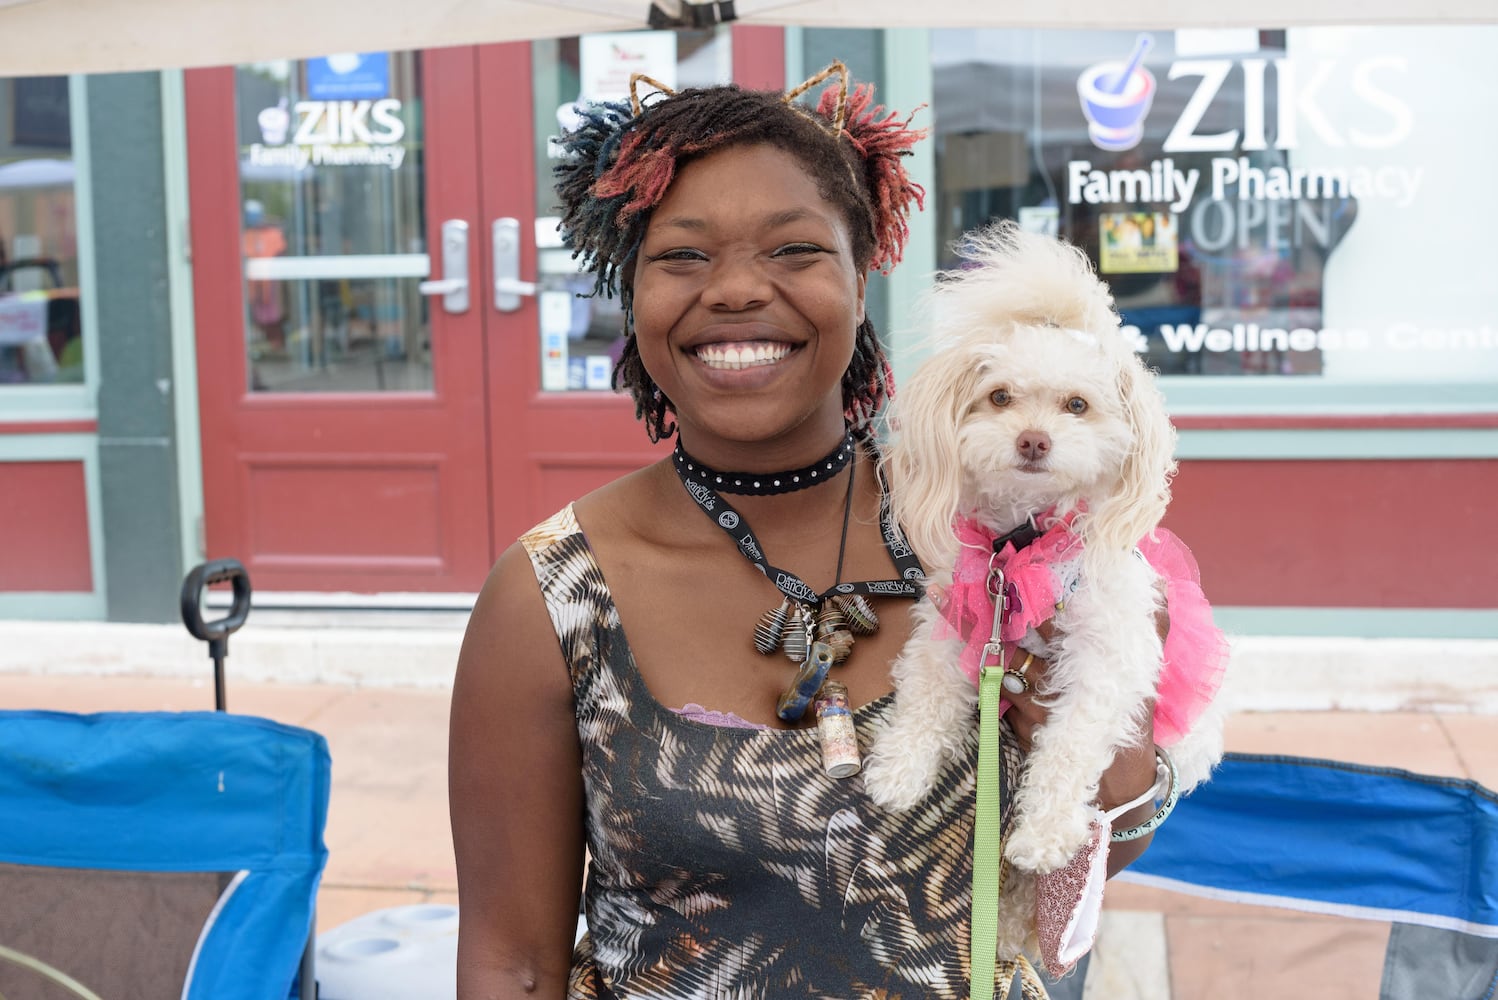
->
<box><xmin>1137</xmin><ymin>528</ymin><xmax>1230</xmax><ymax>745</ymax></box>
<box><xmin>935</xmin><ymin>517</ymin><xmax>1228</xmax><ymax>745</ymax></box>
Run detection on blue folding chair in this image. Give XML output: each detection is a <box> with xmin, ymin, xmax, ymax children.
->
<box><xmin>1121</xmin><ymin>752</ymin><xmax>1498</xmax><ymax>997</ymax></box>
<box><xmin>0</xmin><ymin>560</ymin><xmax>329</xmax><ymax>999</ymax></box>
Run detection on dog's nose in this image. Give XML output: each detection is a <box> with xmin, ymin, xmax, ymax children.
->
<box><xmin>1017</xmin><ymin>430</ymin><xmax>1051</xmax><ymax>461</ymax></box>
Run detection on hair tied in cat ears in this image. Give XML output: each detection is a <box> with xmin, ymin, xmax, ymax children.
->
<box><xmin>784</xmin><ymin>60</ymin><xmax>850</xmax><ymax>134</ymax></box>
<box><xmin>797</xmin><ymin>62</ymin><xmax>929</xmax><ymax>274</ymax></box>
<box><xmin>629</xmin><ymin>73</ymin><xmax>678</xmax><ymax>117</ymax></box>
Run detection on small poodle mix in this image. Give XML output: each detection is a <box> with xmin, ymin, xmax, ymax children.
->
<box><xmin>864</xmin><ymin>222</ymin><xmax>1226</xmax><ymax>879</ymax></box>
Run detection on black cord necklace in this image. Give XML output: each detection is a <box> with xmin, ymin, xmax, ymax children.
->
<box><xmin>672</xmin><ymin>431</ymin><xmax>924</xmax><ymax>722</ymax></box>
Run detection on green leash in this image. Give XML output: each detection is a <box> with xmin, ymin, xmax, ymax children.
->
<box><xmin>970</xmin><ymin>662</ymin><xmax>1006</xmax><ymax>1000</ymax></box>
<box><xmin>970</xmin><ymin>559</ymin><xmax>1013</xmax><ymax>1000</ymax></box>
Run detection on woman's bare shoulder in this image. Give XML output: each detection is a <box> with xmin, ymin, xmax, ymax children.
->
<box><xmin>460</xmin><ymin>538</ymin><xmax>566</xmax><ymax>681</ymax></box>
<box><xmin>572</xmin><ymin>459</ymin><xmax>679</xmax><ymax>551</ymax></box>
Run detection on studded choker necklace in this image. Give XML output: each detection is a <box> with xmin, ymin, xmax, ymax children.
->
<box><xmin>672</xmin><ymin>431</ymin><xmax>924</xmax><ymax>736</ymax></box>
<box><xmin>672</xmin><ymin>430</ymin><xmax>855</xmax><ymax>496</ymax></box>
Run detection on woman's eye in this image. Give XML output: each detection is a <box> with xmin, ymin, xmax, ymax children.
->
<box><xmin>1066</xmin><ymin>396</ymin><xmax>1088</xmax><ymax>414</ymax></box>
<box><xmin>774</xmin><ymin>243</ymin><xmax>825</xmax><ymax>257</ymax></box>
<box><xmin>990</xmin><ymin>389</ymin><xmax>1010</xmax><ymax>407</ymax></box>
<box><xmin>645</xmin><ymin>248</ymin><xmax>707</xmax><ymax>263</ymax></box>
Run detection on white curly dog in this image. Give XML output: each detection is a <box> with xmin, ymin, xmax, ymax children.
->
<box><xmin>864</xmin><ymin>222</ymin><xmax>1225</xmax><ymax>878</ymax></box>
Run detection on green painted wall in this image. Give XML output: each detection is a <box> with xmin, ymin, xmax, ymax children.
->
<box><xmin>87</xmin><ymin>72</ymin><xmax>185</xmax><ymax>623</ymax></box>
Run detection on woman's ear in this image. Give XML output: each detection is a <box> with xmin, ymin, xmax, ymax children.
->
<box><xmin>885</xmin><ymin>345</ymin><xmax>985</xmax><ymax>569</ymax></box>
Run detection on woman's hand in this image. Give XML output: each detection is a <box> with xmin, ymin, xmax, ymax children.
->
<box><xmin>997</xmin><ymin>647</ymin><xmax>1049</xmax><ymax>755</ymax></box>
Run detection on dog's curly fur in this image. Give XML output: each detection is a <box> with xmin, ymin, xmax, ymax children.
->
<box><xmin>865</xmin><ymin>222</ymin><xmax>1226</xmax><ymax>901</ymax></box>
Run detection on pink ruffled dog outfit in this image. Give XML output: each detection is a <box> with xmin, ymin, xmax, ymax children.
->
<box><xmin>935</xmin><ymin>513</ymin><xmax>1228</xmax><ymax>744</ymax></box>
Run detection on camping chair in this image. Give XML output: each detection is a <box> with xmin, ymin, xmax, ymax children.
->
<box><xmin>1120</xmin><ymin>752</ymin><xmax>1498</xmax><ymax>998</ymax></box>
<box><xmin>0</xmin><ymin>560</ymin><xmax>329</xmax><ymax>1000</ymax></box>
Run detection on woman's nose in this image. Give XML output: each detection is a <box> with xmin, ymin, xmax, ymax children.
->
<box><xmin>703</xmin><ymin>255</ymin><xmax>772</xmax><ymax>311</ymax></box>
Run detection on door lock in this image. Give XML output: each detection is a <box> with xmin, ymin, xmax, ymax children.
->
<box><xmin>492</xmin><ymin>218</ymin><xmax>538</xmax><ymax>312</ymax></box>
<box><xmin>417</xmin><ymin>219</ymin><xmax>470</xmax><ymax>314</ymax></box>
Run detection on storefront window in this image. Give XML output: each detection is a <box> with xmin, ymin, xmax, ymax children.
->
<box><xmin>930</xmin><ymin>26</ymin><xmax>1498</xmax><ymax>383</ymax></box>
<box><xmin>530</xmin><ymin>29</ymin><xmax>731</xmax><ymax>392</ymax></box>
<box><xmin>0</xmin><ymin>76</ymin><xmax>82</xmax><ymax>386</ymax></box>
<box><xmin>236</xmin><ymin>53</ymin><xmax>427</xmax><ymax>393</ymax></box>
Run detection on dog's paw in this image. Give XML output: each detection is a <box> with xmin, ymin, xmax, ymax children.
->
<box><xmin>861</xmin><ymin>748</ymin><xmax>935</xmax><ymax>813</ymax></box>
<box><xmin>1004</xmin><ymin>805</ymin><xmax>1093</xmax><ymax>874</ymax></box>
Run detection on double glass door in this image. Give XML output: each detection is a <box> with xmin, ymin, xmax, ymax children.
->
<box><xmin>188</xmin><ymin>34</ymin><xmax>733</xmax><ymax>593</ymax></box>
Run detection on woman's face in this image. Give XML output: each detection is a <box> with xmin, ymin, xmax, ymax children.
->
<box><xmin>631</xmin><ymin>143</ymin><xmax>867</xmax><ymax>466</ymax></box>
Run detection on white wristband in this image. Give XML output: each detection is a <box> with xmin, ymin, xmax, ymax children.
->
<box><xmin>1107</xmin><ymin>745</ymin><xmax>1181</xmax><ymax>842</ymax></box>
<box><xmin>1102</xmin><ymin>745</ymin><xmax>1170</xmax><ymax>823</ymax></box>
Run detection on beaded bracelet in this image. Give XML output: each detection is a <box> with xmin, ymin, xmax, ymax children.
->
<box><xmin>1106</xmin><ymin>744</ymin><xmax>1180</xmax><ymax>843</ymax></box>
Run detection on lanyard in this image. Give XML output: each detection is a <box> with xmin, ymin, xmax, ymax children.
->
<box><xmin>673</xmin><ymin>438</ymin><xmax>924</xmax><ymax>607</ymax></box>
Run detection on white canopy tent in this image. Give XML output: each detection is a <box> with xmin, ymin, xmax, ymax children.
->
<box><xmin>1</xmin><ymin>0</ymin><xmax>1495</xmax><ymax>78</ymax></box>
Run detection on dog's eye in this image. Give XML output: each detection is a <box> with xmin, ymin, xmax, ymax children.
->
<box><xmin>1065</xmin><ymin>396</ymin><xmax>1088</xmax><ymax>414</ymax></box>
<box><xmin>989</xmin><ymin>389</ymin><xmax>1011</xmax><ymax>407</ymax></box>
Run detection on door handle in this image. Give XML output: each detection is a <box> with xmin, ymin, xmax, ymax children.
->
<box><xmin>493</xmin><ymin>218</ymin><xmax>538</xmax><ymax>313</ymax></box>
<box><xmin>417</xmin><ymin>219</ymin><xmax>469</xmax><ymax>314</ymax></box>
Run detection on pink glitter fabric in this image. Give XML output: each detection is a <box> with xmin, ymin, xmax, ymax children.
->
<box><xmin>1034</xmin><ymin>814</ymin><xmax>1109</xmax><ymax>977</ymax></box>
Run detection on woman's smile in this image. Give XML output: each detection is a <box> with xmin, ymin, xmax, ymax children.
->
<box><xmin>692</xmin><ymin>340</ymin><xmax>796</xmax><ymax>371</ymax></box>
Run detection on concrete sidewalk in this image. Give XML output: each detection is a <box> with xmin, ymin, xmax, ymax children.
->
<box><xmin>2</xmin><ymin>670</ymin><xmax>1494</xmax><ymax>998</ymax></box>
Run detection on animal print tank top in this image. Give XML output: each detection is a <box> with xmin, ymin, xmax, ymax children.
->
<box><xmin>522</xmin><ymin>505</ymin><xmax>1025</xmax><ymax>1000</ymax></box>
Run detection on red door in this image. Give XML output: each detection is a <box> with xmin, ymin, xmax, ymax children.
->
<box><xmin>187</xmin><ymin>33</ymin><xmax>780</xmax><ymax>594</ymax></box>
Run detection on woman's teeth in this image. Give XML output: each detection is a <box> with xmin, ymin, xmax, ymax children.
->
<box><xmin>694</xmin><ymin>342</ymin><xmax>792</xmax><ymax>370</ymax></box>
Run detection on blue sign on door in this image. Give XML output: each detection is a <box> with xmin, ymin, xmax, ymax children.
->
<box><xmin>306</xmin><ymin>53</ymin><xmax>391</xmax><ymax>100</ymax></box>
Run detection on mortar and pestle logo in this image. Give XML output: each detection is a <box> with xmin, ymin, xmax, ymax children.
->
<box><xmin>1077</xmin><ymin>36</ymin><xmax>1156</xmax><ymax>152</ymax></box>
<box><xmin>258</xmin><ymin>97</ymin><xmax>290</xmax><ymax>146</ymax></box>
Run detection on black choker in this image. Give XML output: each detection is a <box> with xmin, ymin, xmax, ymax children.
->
<box><xmin>673</xmin><ymin>430</ymin><xmax>856</xmax><ymax>496</ymax></box>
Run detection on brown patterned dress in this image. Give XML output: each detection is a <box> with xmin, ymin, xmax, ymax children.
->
<box><xmin>522</xmin><ymin>505</ymin><xmax>1031</xmax><ymax>1000</ymax></box>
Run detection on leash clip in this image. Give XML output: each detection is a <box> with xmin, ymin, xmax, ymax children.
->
<box><xmin>981</xmin><ymin>562</ymin><xmax>1007</xmax><ymax>670</ymax></box>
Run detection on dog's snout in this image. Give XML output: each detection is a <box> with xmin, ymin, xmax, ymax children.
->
<box><xmin>1016</xmin><ymin>430</ymin><xmax>1051</xmax><ymax>461</ymax></box>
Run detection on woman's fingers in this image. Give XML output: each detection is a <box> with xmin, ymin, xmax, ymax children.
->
<box><xmin>1001</xmin><ymin>649</ymin><xmax>1048</xmax><ymax>752</ymax></box>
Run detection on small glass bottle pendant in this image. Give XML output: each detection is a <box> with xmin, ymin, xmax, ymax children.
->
<box><xmin>816</xmin><ymin>680</ymin><xmax>860</xmax><ymax>779</ymax></box>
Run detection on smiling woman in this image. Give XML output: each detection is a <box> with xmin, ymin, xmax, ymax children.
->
<box><xmin>448</xmin><ymin>63</ymin><xmax>1162</xmax><ymax>1000</ymax></box>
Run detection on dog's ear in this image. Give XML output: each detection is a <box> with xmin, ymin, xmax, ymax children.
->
<box><xmin>1084</xmin><ymin>354</ymin><xmax>1177</xmax><ymax>557</ymax></box>
<box><xmin>885</xmin><ymin>345</ymin><xmax>986</xmax><ymax>569</ymax></box>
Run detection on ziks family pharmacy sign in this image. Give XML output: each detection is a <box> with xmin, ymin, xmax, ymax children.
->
<box><xmin>247</xmin><ymin>98</ymin><xmax>409</xmax><ymax>171</ymax></box>
<box><xmin>1069</xmin><ymin>44</ymin><xmax>1418</xmax><ymax>216</ymax></box>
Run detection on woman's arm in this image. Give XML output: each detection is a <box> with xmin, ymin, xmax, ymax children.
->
<box><xmin>1095</xmin><ymin>736</ymin><xmax>1159</xmax><ymax>876</ymax></box>
<box><xmin>450</xmin><ymin>542</ymin><xmax>586</xmax><ymax>1000</ymax></box>
<box><xmin>1099</xmin><ymin>591</ymin><xmax>1176</xmax><ymax>874</ymax></box>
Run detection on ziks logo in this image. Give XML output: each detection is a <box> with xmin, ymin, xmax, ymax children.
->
<box><xmin>1077</xmin><ymin>34</ymin><xmax>1412</xmax><ymax>156</ymax></box>
<box><xmin>1077</xmin><ymin>36</ymin><xmax>1157</xmax><ymax>152</ymax></box>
